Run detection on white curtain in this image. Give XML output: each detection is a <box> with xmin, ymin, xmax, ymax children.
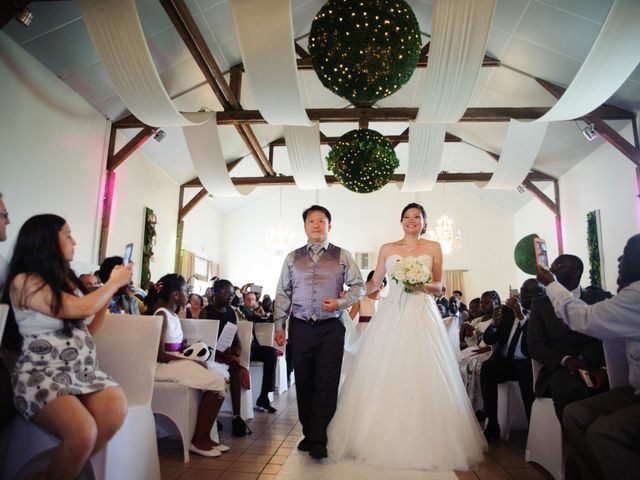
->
<box><xmin>284</xmin><ymin>124</ymin><xmax>327</xmax><ymax>190</ymax></box>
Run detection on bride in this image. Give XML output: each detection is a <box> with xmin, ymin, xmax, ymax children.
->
<box><xmin>327</xmin><ymin>203</ymin><xmax>486</xmax><ymax>470</ymax></box>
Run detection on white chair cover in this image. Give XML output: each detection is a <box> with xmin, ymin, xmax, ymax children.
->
<box><xmin>221</xmin><ymin>321</ymin><xmax>255</xmax><ymax>420</ymax></box>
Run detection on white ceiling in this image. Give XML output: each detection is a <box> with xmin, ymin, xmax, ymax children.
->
<box><xmin>4</xmin><ymin>0</ymin><xmax>640</xmax><ymax>214</ymax></box>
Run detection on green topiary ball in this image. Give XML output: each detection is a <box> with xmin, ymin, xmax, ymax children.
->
<box><xmin>514</xmin><ymin>234</ymin><xmax>540</xmax><ymax>275</ymax></box>
<box><xmin>308</xmin><ymin>0</ymin><xmax>422</xmax><ymax>107</ymax></box>
<box><xmin>327</xmin><ymin>128</ymin><xmax>399</xmax><ymax>193</ymax></box>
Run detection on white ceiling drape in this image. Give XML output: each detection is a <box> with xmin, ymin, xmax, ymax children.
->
<box><xmin>79</xmin><ymin>0</ymin><xmax>212</xmax><ymax>127</ymax></box>
<box><xmin>283</xmin><ymin>124</ymin><xmax>327</xmax><ymax>190</ymax></box>
<box><xmin>230</xmin><ymin>0</ymin><xmax>312</xmax><ymax>127</ymax></box>
<box><xmin>183</xmin><ymin>114</ymin><xmax>255</xmax><ymax>197</ymax></box>
<box><xmin>485</xmin><ymin>0</ymin><xmax>640</xmax><ymax>190</ymax></box>
<box><xmin>404</xmin><ymin>0</ymin><xmax>495</xmax><ymax>192</ymax></box>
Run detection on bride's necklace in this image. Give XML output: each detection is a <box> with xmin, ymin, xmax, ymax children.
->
<box><xmin>402</xmin><ymin>242</ymin><xmax>418</xmax><ymax>253</ymax></box>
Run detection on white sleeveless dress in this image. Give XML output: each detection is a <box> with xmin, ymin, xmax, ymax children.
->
<box><xmin>327</xmin><ymin>255</ymin><xmax>486</xmax><ymax>471</ymax></box>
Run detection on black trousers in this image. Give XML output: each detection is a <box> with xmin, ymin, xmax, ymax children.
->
<box><xmin>545</xmin><ymin>367</ymin><xmax>608</xmax><ymax>423</ymax></box>
<box><xmin>289</xmin><ymin>317</ymin><xmax>345</xmax><ymax>446</ymax></box>
<box><xmin>563</xmin><ymin>387</ymin><xmax>640</xmax><ymax>480</ymax></box>
<box><xmin>250</xmin><ymin>343</ymin><xmax>278</xmax><ymax>397</ymax></box>
<box><xmin>481</xmin><ymin>356</ymin><xmax>534</xmax><ymax>425</ymax></box>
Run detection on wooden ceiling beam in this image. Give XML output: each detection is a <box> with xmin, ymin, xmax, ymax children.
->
<box><xmin>215</xmin><ymin>106</ymin><xmax>633</xmax><ymax>125</ymax></box>
<box><xmin>160</xmin><ymin>0</ymin><xmax>274</xmax><ymax>176</ymax></box>
<box><xmin>178</xmin><ymin>188</ymin><xmax>208</xmax><ymax>222</ymax></box>
<box><xmin>181</xmin><ymin>156</ymin><xmax>244</xmax><ymax>188</ymax></box>
<box><xmin>108</xmin><ymin>126</ymin><xmax>155</xmax><ymax>171</ymax></box>
<box><xmin>268</xmin><ymin>131</ymin><xmax>462</xmax><ymax>147</ymax></box>
<box><xmin>184</xmin><ymin>171</ymin><xmax>551</xmax><ymax>188</ymax></box>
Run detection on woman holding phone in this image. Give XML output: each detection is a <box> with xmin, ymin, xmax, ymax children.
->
<box><xmin>5</xmin><ymin>214</ymin><xmax>133</xmax><ymax>479</ymax></box>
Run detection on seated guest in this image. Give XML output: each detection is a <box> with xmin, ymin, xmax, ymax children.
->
<box><xmin>480</xmin><ymin>279</ymin><xmax>543</xmax><ymax>440</ymax></box>
<box><xmin>452</xmin><ymin>289</ymin><xmax>468</xmax><ymax>316</ymax></box>
<box><xmin>148</xmin><ymin>274</ymin><xmax>229</xmax><ymax>457</ymax></box>
<box><xmin>459</xmin><ymin>297</ymin><xmax>482</xmax><ymax>349</ymax></box>
<box><xmin>98</xmin><ymin>256</ymin><xmax>140</xmax><ymax>315</ymax></box>
<box><xmin>186</xmin><ymin>293</ymin><xmax>204</xmax><ymax>319</ymax></box>
<box><xmin>443</xmin><ymin>295</ymin><xmax>462</xmax><ymax>356</ymax></box>
<box><xmin>537</xmin><ymin>234</ymin><xmax>640</xmax><ymax>480</ymax></box>
<box><xmin>459</xmin><ymin>291</ymin><xmax>500</xmax><ymax>420</ymax></box>
<box><xmin>528</xmin><ymin>254</ymin><xmax>611</xmax><ymax>422</ymax></box>
<box><xmin>239</xmin><ymin>291</ymin><xmax>279</xmax><ymax>413</ymax></box>
<box><xmin>260</xmin><ymin>294</ymin><xmax>273</xmax><ymax>314</ymax></box>
<box><xmin>349</xmin><ymin>270</ymin><xmax>386</xmax><ymax>335</ymax></box>
<box><xmin>436</xmin><ymin>286</ymin><xmax>449</xmax><ymax>316</ymax></box>
<box><xmin>79</xmin><ymin>272</ymin><xmax>100</xmax><ymax>291</ymax></box>
<box><xmin>5</xmin><ymin>214</ymin><xmax>131</xmax><ymax>478</ymax></box>
<box><xmin>200</xmin><ymin>279</ymin><xmax>251</xmax><ymax>436</ymax></box>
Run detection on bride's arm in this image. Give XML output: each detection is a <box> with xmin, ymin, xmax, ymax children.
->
<box><xmin>366</xmin><ymin>244</ymin><xmax>390</xmax><ymax>295</ymax></box>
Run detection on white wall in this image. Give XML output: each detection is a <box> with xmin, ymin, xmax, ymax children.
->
<box><xmin>219</xmin><ymin>183</ymin><xmax>516</xmax><ymax>302</ymax></box>
<box><xmin>515</xmin><ymin>123</ymin><xmax>639</xmax><ymax>291</ymax></box>
<box><xmin>0</xmin><ymin>33</ymin><xmax>107</xmax><ymax>269</ymax></box>
<box><xmin>105</xmin><ymin>134</ymin><xmax>180</xmax><ymax>285</ymax></box>
<box><xmin>182</xmin><ymin>192</ymin><xmax>224</xmax><ymax>264</ymax></box>
<box><xmin>0</xmin><ymin>33</ymin><xmax>181</xmax><ymax>286</ymax></box>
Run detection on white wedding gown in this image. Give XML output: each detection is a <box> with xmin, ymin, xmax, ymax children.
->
<box><xmin>327</xmin><ymin>255</ymin><xmax>487</xmax><ymax>471</ymax></box>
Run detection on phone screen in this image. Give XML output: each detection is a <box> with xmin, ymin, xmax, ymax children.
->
<box><xmin>533</xmin><ymin>237</ymin><xmax>549</xmax><ymax>269</ymax></box>
<box><xmin>123</xmin><ymin>243</ymin><xmax>133</xmax><ymax>265</ymax></box>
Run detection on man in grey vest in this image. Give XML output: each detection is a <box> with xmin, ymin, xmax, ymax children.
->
<box><xmin>274</xmin><ymin>205</ymin><xmax>365</xmax><ymax>459</ymax></box>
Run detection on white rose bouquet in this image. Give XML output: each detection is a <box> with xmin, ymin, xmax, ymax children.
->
<box><xmin>391</xmin><ymin>256</ymin><xmax>432</xmax><ymax>293</ymax></box>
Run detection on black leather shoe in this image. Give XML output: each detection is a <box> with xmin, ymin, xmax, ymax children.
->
<box><xmin>483</xmin><ymin>422</ymin><xmax>501</xmax><ymax>441</ymax></box>
<box><xmin>309</xmin><ymin>444</ymin><xmax>328</xmax><ymax>459</ymax></box>
<box><xmin>297</xmin><ymin>438</ymin><xmax>312</xmax><ymax>451</ymax></box>
<box><xmin>256</xmin><ymin>396</ymin><xmax>277</xmax><ymax>413</ymax></box>
<box><xmin>232</xmin><ymin>416</ymin><xmax>252</xmax><ymax>437</ymax></box>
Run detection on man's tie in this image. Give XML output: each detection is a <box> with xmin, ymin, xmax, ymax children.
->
<box><xmin>310</xmin><ymin>244</ymin><xmax>323</xmax><ymax>263</ymax></box>
<box><xmin>506</xmin><ymin>322</ymin><xmax>523</xmax><ymax>359</ymax></box>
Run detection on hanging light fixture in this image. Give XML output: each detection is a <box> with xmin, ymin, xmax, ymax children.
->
<box><xmin>427</xmin><ymin>184</ymin><xmax>463</xmax><ymax>255</ymax></box>
<box><xmin>264</xmin><ymin>187</ymin><xmax>295</xmax><ymax>256</ymax></box>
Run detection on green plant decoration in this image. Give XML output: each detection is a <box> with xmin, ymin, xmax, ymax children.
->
<box><xmin>514</xmin><ymin>233</ymin><xmax>540</xmax><ymax>275</ymax></box>
<box><xmin>586</xmin><ymin>211</ymin><xmax>602</xmax><ymax>287</ymax></box>
<box><xmin>308</xmin><ymin>0</ymin><xmax>421</xmax><ymax>107</ymax></box>
<box><xmin>327</xmin><ymin>128</ymin><xmax>399</xmax><ymax>193</ymax></box>
<box><xmin>141</xmin><ymin>207</ymin><xmax>157</xmax><ymax>288</ymax></box>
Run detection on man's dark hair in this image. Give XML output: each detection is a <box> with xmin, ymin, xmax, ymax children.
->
<box><xmin>99</xmin><ymin>256</ymin><xmax>123</xmax><ymax>283</ymax></box>
<box><xmin>619</xmin><ymin>233</ymin><xmax>640</xmax><ymax>290</ymax></box>
<box><xmin>366</xmin><ymin>270</ymin><xmax>387</xmax><ymax>286</ymax></box>
<box><xmin>213</xmin><ymin>278</ymin><xmax>233</xmax><ymax>293</ymax></box>
<box><xmin>302</xmin><ymin>205</ymin><xmax>331</xmax><ymax>224</ymax></box>
<box><xmin>453</xmin><ymin>290</ymin><xmax>463</xmax><ymax>296</ymax></box>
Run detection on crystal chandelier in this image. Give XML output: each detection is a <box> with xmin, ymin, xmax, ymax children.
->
<box><xmin>264</xmin><ymin>187</ymin><xmax>295</xmax><ymax>256</ymax></box>
<box><xmin>426</xmin><ymin>184</ymin><xmax>462</xmax><ymax>255</ymax></box>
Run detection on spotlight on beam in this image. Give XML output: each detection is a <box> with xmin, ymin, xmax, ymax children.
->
<box><xmin>582</xmin><ymin>123</ymin><xmax>598</xmax><ymax>142</ymax></box>
<box><xmin>15</xmin><ymin>7</ymin><xmax>33</xmax><ymax>27</ymax></box>
<box><xmin>153</xmin><ymin>129</ymin><xmax>166</xmax><ymax>142</ymax></box>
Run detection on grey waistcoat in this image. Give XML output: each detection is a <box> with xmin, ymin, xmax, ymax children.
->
<box><xmin>290</xmin><ymin>244</ymin><xmax>344</xmax><ymax>321</ymax></box>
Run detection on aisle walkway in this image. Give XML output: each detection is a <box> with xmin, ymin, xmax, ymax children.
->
<box><xmin>158</xmin><ymin>388</ymin><xmax>552</xmax><ymax>480</ymax></box>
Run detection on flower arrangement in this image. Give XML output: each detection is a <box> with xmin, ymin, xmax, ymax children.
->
<box><xmin>391</xmin><ymin>256</ymin><xmax>432</xmax><ymax>293</ymax></box>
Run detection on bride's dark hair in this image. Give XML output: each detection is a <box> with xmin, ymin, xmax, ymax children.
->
<box><xmin>400</xmin><ymin>203</ymin><xmax>427</xmax><ymax>235</ymax></box>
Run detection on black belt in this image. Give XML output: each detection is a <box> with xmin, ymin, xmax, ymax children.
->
<box><xmin>292</xmin><ymin>315</ymin><xmax>338</xmax><ymax>326</ymax></box>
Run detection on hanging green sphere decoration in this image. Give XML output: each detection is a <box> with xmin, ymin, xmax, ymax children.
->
<box><xmin>327</xmin><ymin>128</ymin><xmax>399</xmax><ymax>193</ymax></box>
<box><xmin>514</xmin><ymin>233</ymin><xmax>540</xmax><ymax>275</ymax></box>
<box><xmin>308</xmin><ymin>0</ymin><xmax>422</xmax><ymax>107</ymax></box>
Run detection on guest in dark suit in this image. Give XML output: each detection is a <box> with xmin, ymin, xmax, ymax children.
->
<box><xmin>481</xmin><ymin>278</ymin><xmax>544</xmax><ymax>440</ymax></box>
<box><xmin>528</xmin><ymin>254</ymin><xmax>611</xmax><ymax>422</ymax></box>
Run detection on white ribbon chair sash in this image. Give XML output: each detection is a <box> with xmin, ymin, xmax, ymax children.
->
<box><xmin>231</xmin><ymin>0</ymin><xmax>312</xmax><ymax>126</ymax></box>
<box><xmin>401</xmin><ymin>124</ymin><xmax>447</xmax><ymax>192</ymax></box>
<box><xmin>79</xmin><ymin>0</ymin><xmax>212</xmax><ymax>127</ymax></box>
<box><xmin>183</xmin><ymin>115</ymin><xmax>255</xmax><ymax>197</ymax></box>
<box><xmin>416</xmin><ymin>0</ymin><xmax>496</xmax><ymax>124</ymax></box>
<box><xmin>283</xmin><ymin>124</ymin><xmax>327</xmax><ymax>190</ymax></box>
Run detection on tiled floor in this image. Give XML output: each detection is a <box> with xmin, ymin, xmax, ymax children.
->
<box><xmin>158</xmin><ymin>389</ymin><xmax>553</xmax><ymax>480</ymax></box>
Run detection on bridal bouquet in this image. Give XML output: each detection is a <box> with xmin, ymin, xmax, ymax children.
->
<box><xmin>391</xmin><ymin>256</ymin><xmax>432</xmax><ymax>293</ymax></box>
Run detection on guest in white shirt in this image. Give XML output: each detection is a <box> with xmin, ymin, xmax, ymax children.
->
<box><xmin>537</xmin><ymin>233</ymin><xmax>640</xmax><ymax>480</ymax></box>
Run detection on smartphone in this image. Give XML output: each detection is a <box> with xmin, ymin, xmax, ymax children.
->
<box><xmin>123</xmin><ymin>243</ymin><xmax>133</xmax><ymax>265</ymax></box>
<box><xmin>578</xmin><ymin>369</ymin><xmax>594</xmax><ymax>388</ymax></box>
<box><xmin>533</xmin><ymin>237</ymin><xmax>549</xmax><ymax>269</ymax></box>
<box><xmin>252</xmin><ymin>285</ymin><xmax>263</xmax><ymax>297</ymax></box>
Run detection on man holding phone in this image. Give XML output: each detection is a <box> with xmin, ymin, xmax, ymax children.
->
<box><xmin>527</xmin><ymin>254</ymin><xmax>611</xmax><ymax>424</ymax></box>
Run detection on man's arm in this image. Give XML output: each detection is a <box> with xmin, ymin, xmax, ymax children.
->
<box><xmin>274</xmin><ymin>253</ymin><xmax>294</xmax><ymax>332</ymax></box>
<box><xmin>336</xmin><ymin>250</ymin><xmax>365</xmax><ymax>310</ymax></box>
<box><xmin>527</xmin><ymin>297</ymin><xmax>566</xmax><ymax>370</ymax></box>
<box><xmin>547</xmin><ymin>281</ymin><xmax>640</xmax><ymax>339</ymax></box>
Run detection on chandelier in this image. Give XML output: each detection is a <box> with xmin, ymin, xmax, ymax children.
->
<box><xmin>427</xmin><ymin>214</ymin><xmax>462</xmax><ymax>255</ymax></box>
<box><xmin>426</xmin><ymin>184</ymin><xmax>463</xmax><ymax>255</ymax></box>
<box><xmin>264</xmin><ymin>187</ymin><xmax>295</xmax><ymax>256</ymax></box>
